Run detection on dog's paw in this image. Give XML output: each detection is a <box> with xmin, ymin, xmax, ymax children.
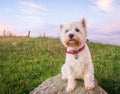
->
<box><xmin>66</xmin><ymin>85</ymin><xmax>75</xmax><ymax>93</ymax></box>
<box><xmin>62</xmin><ymin>76</ymin><xmax>68</xmax><ymax>81</ymax></box>
<box><xmin>85</xmin><ymin>83</ymin><xmax>95</xmax><ymax>90</ymax></box>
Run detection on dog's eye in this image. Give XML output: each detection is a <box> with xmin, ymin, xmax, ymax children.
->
<box><xmin>65</xmin><ymin>30</ymin><xmax>69</xmax><ymax>33</ymax></box>
<box><xmin>75</xmin><ymin>28</ymin><xmax>80</xmax><ymax>32</ymax></box>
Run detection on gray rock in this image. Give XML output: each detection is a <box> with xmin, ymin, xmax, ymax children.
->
<box><xmin>30</xmin><ymin>74</ymin><xmax>107</xmax><ymax>94</ymax></box>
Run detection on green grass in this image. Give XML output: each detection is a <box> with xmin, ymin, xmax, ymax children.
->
<box><xmin>0</xmin><ymin>37</ymin><xmax>120</xmax><ymax>94</ymax></box>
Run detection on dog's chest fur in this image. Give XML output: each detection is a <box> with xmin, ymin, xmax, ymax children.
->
<box><xmin>65</xmin><ymin>44</ymin><xmax>92</xmax><ymax>78</ymax></box>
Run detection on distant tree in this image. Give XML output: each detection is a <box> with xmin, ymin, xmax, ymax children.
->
<box><xmin>4</xmin><ymin>30</ymin><xmax>5</xmax><ymax>37</ymax></box>
<box><xmin>87</xmin><ymin>39</ymin><xmax>90</xmax><ymax>42</ymax></box>
<box><xmin>43</xmin><ymin>33</ymin><xmax>45</xmax><ymax>38</ymax></box>
<box><xmin>28</xmin><ymin>30</ymin><xmax>30</xmax><ymax>37</ymax></box>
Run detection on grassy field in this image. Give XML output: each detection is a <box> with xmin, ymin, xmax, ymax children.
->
<box><xmin>0</xmin><ymin>37</ymin><xmax>120</xmax><ymax>94</ymax></box>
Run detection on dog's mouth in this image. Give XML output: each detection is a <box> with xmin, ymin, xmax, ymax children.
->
<box><xmin>69</xmin><ymin>39</ymin><xmax>79</xmax><ymax>44</ymax></box>
<box><xmin>65</xmin><ymin>39</ymin><xmax>81</xmax><ymax>47</ymax></box>
<box><xmin>69</xmin><ymin>39</ymin><xmax>76</xmax><ymax>42</ymax></box>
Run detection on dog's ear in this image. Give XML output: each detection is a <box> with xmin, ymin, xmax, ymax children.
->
<box><xmin>81</xmin><ymin>18</ymin><xmax>86</xmax><ymax>28</ymax></box>
<box><xmin>81</xmin><ymin>18</ymin><xmax>87</xmax><ymax>41</ymax></box>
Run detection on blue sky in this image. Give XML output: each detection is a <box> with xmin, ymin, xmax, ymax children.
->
<box><xmin>0</xmin><ymin>0</ymin><xmax>120</xmax><ymax>45</ymax></box>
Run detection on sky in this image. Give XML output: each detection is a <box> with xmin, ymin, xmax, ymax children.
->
<box><xmin>0</xmin><ymin>0</ymin><xmax>120</xmax><ymax>45</ymax></box>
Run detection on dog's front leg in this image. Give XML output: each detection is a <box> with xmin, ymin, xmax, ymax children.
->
<box><xmin>84</xmin><ymin>73</ymin><xmax>95</xmax><ymax>90</ymax></box>
<box><xmin>66</xmin><ymin>77</ymin><xmax>76</xmax><ymax>92</ymax></box>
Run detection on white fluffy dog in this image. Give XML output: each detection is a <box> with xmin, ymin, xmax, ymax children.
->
<box><xmin>60</xmin><ymin>18</ymin><xmax>95</xmax><ymax>92</ymax></box>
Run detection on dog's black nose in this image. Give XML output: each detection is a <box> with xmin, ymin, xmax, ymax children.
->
<box><xmin>69</xmin><ymin>34</ymin><xmax>74</xmax><ymax>39</ymax></box>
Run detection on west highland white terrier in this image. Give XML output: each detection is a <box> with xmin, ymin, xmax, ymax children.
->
<box><xmin>60</xmin><ymin>18</ymin><xmax>95</xmax><ymax>92</ymax></box>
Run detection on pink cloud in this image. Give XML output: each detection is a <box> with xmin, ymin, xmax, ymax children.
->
<box><xmin>92</xmin><ymin>0</ymin><xmax>115</xmax><ymax>12</ymax></box>
<box><xmin>91</xmin><ymin>20</ymin><xmax>120</xmax><ymax>33</ymax></box>
<box><xmin>88</xmin><ymin>19</ymin><xmax>120</xmax><ymax>46</ymax></box>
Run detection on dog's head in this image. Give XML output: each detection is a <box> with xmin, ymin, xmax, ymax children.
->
<box><xmin>60</xmin><ymin>18</ymin><xmax>87</xmax><ymax>48</ymax></box>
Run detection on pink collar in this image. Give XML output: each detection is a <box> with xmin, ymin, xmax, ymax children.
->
<box><xmin>65</xmin><ymin>45</ymin><xmax>85</xmax><ymax>54</ymax></box>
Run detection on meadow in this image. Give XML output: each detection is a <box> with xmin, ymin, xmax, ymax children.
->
<box><xmin>0</xmin><ymin>37</ymin><xmax>120</xmax><ymax>94</ymax></box>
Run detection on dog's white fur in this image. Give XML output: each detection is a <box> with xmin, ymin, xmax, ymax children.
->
<box><xmin>60</xmin><ymin>18</ymin><xmax>95</xmax><ymax>92</ymax></box>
